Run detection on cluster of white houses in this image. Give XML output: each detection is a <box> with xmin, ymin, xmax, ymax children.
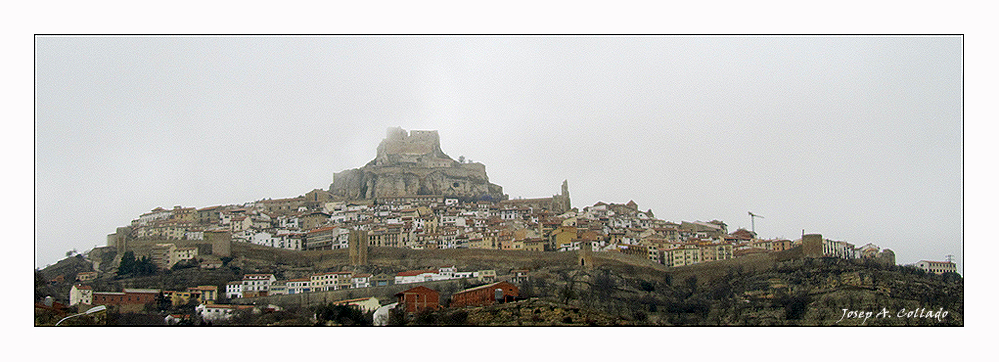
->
<box><xmin>224</xmin><ymin>266</ymin><xmax>496</xmax><ymax>299</ymax></box>
<box><xmin>120</xmin><ymin>189</ymin><xmax>898</xmax><ymax>269</ymax></box>
<box><xmin>67</xmin><ymin>277</ymin><xmax>384</xmax><ymax>324</ymax></box>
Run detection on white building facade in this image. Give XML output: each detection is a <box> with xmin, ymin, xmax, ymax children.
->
<box><xmin>916</xmin><ymin>260</ymin><xmax>957</xmax><ymax>275</ymax></box>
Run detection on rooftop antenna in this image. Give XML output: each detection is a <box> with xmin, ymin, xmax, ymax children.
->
<box><xmin>945</xmin><ymin>254</ymin><xmax>955</xmax><ymax>263</ymax></box>
<box><xmin>748</xmin><ymin>212</ymin><xmax>764</xmax><ymax>235</ymax></box>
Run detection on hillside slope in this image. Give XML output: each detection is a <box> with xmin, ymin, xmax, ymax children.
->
<box><xmin>42</xmin><ymin>243</ymin><xmax>962</xmax><ymax>327</ymax></box>
<box><xmin>519</xmin><ymin>256</ymin><xmax>963</xmax><ymax>326</ymax></box>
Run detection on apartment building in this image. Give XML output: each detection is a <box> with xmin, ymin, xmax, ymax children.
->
<box><xmin>916</xmin><ymin>260</ymin><xmax>957</xmax><ymax>275</ymax></box>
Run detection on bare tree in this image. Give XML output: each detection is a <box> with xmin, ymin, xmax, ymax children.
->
<box><xmin>556</xmin><ymin>270</ymin><xmax>580</xmax><ymax>304</ymax></box>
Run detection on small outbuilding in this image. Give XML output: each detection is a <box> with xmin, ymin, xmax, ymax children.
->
<box><xmin>449</xmin><ymin>281</ymin><xmax>519</xmax><ymax>308</ymax></box>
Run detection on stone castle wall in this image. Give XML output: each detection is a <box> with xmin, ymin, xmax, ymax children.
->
<box><xmin>374</xmin><ymin>127</ymin><xmax>451</xmax><ymax>167</ymax></box>
<box><xmin>331</xmin><ymin>127</ymin><xmax>506</xmax><ymax>201</ymax></box>
<box><xmin>380</xmin><ymin>128</ymin><xmax>440</xmax><ymax>156</ymax></box>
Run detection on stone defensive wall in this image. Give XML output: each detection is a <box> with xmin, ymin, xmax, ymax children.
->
<box><xmin>309</xmin><ymin>247</ymin><xmax>584</xmax><ymax>272</ymax></box>
<box><xmin>663</xmin><ymin>247</ymin><xmax>805</xmax><ymax>286</ymax></box>
<box><xmin>117</xmin><ymin>232</ymin><xmax>232</xmax><ymax>257</ymax></box>
<box><xmin>575</xmin><ymin>246</ymin><xmax>805</xmax><ymax>286</ymax></box>
<box><xmin>121</xmin><ymin>239</ymin><xmax>216</xmax><ymax>257</ymax></box>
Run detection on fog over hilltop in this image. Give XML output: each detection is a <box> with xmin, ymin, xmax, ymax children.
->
<box><xmin>34</xmin><ymin>36</ymin><xmax>962</xmax><ymax>272</ymax></box>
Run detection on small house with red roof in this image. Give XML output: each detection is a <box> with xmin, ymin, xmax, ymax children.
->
<box><xmin>242</xmin><ymin>273</ymin><xmax>276</xmax><ymax>297</ymax></box>
<box><xmin>69</xmin><ymin>284</ymin><xmax>93</xmax><ymax>306</ymax></box>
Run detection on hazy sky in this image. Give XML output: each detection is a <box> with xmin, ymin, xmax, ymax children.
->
<box><xmin>34</xmin><ymin>36</ymin><xmax>962</xmax><ymax>271</ymax></box>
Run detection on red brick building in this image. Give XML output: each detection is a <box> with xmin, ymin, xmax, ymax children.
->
<box><xmin>93</xmin><ymin>288</ymin><xmax>160</xmax><ymax>311</ymax></box>
<box><xmin>449</xmin><ymin>281</ymin><xmax>519</xmax><ymax>308</ymax></box>
<box><xmin>395</xmin><ymin>286</ymin><xmax>439</xmax><ymax>313</ymax></box>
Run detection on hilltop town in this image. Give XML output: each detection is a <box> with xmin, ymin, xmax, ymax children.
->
<box><xmin>36</xmin><ymin>127</ymin><xmax>960</xmax><ymax>326</ymax></box>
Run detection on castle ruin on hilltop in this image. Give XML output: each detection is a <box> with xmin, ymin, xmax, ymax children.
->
<box><xmin>329</xmin><ymin>127</ymin><xmax>508</xmax><ymax>202</ymax></box>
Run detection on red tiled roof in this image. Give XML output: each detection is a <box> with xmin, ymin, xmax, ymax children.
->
<box><xmin>396</xmin><ymin>269</ymin><xmax>437</xmax><ymax>277</ymax></box>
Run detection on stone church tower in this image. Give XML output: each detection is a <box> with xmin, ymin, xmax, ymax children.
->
<box><xmin>552</xmin><ymin>180</ymin><xmax>572</xmax><ymax>214</ymax></box>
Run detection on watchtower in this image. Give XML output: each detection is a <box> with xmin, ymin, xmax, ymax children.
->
<box><xmin>204</xmin><ymin>230</ymin><xmax>232</xmax><ymax>257</ymax></box>
<box><xmin>802</xmin><ymin>234</ymin><xmax>823</xmax><ymax>258</ymax></box>
<box><xmin>349</xmin><ymin>229</ymin><xmax>369</xmax><ymax>266</ymax></box>
<box><xmin>578</xmin><ymin>240</ymin><xmax>593</xmax><ymax>269</ymax></box>
<box><xmin>877</xmin><ymin>249</ymin><xmax>896</xmax><ymax>266</ymax></box>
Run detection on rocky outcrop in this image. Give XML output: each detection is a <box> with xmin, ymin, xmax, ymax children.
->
<box><xmin>330</xmin><ymin>127</ymin><xmax>506</xmax><ymax>201</ymax></box>
<box><xmin>461</xmin><ymin>298</ymin><xmax>630</xmax><ymax>326</ymax></box>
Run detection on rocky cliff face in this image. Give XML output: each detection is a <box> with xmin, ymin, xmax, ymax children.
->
<box><xmin>330</xmin><ymin>127</ymin><xmax>506</xmax><ymax>201</ymax></box>
<box><xmin>523</xmin><ymin>257</ymin><xmax>963</xmax><ymax>326</ymax></box>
